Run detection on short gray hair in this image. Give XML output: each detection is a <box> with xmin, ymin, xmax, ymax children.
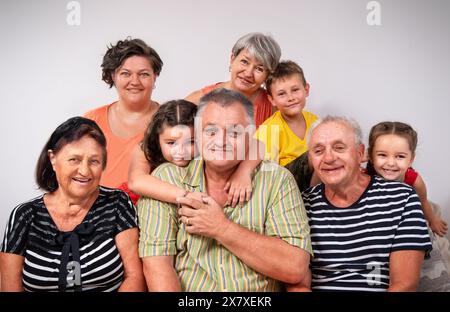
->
<box><xmin>232</xmin><ymin>32</ymin><xmax>281</xmax><ymax>73</ymax></box>
<box><xmin>307</xmin><ymin>115</ymin><xmax>364</xmax><ymax>146</ymax></box>
<box><xmin>197</xmin><ymin>88</ymin><xmax>254</xmax><ymax>125</ymax></box>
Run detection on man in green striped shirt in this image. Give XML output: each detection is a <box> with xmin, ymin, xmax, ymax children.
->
<box><xmin>138</xmin><ymin>88</ymin><xmax>313</xmax><ymax>291</ymax></box>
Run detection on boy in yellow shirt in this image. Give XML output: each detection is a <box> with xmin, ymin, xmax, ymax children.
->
<box><xmin>256</xmin><ymin>60</ymin><xmax>318</xmax><ymax>167</ymax></box>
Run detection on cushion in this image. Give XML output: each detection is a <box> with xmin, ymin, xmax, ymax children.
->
<box><xmin>417</xmin><ymin>202</ymin><xmax>450</xmax><ymax>292</ymax></box>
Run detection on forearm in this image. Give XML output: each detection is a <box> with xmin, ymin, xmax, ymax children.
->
<box><xmin>143</xmin><ymin>256</ymin><xmax>181</xmax><ymax>291</ymax></box>
<box><xmin>420</xmin><ymin>198</ymin><xmax>436</xmax><ymax>224</ymax></box>
<box><xmin>118</xmin><ymin>273</ymin><xmax>146</xmax><ymax>292</ymax></box>
<box><xmin>387</xmin><ymin>282</ymin><xmax>418</xmax><ymax>292</ymax></box>
<box><xmin>286</xmin><ymin>269</ymin><xmax>312</xmax><ymax>292</ymax></box>
<box><xmin>129</xmin><ymin>174</ymin><xmax>186</xmax><ymax>204</ymax></box>
<box><xmin>215</xmin><ymin>221</ymin><xmax>310</xmax><ymax>284</ymax></box>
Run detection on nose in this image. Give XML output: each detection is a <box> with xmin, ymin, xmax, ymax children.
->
<box><xmin>323</xmin><ymin>148</ymin><xmax>336</xmax><ymax>163</ymax></box>
<box><xmin>172</xmin><ymin>142</ymin><xmax>185</xmax><ymax>156</ymax></box>
<box><xmin>130</xmin><ymin>73</ymin><xmax>140</xmax><ymax>85</ymax></box>
<box><xmin>287</xmin><ymin>91</ymin><xmax>295</xmax><ymax>102</ymax></box>
<box><xmin>242</xmin><ymin>65</ymin><xmax>253</xmax><ymax>77</ymax></box>
<box><xmin>386</xmin><ymin>156</ymin><xmax>395</xmax><ymax>166</ymax></box>
<box><xmin>78</xmin><ymin>159</ymin><xmax>90</xmax><ymax>176</ymax></box>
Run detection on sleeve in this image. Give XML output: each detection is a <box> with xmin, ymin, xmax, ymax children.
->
<box><xmin>137</xmin><ymin>164</ymin><xmax>180</xmax><ymax>258</ymax></box>
<box><xmin>0</xmin><ymin>202</ymin><xmax>34</xmax><ymax>256</ymax></box>
<box><xmin>391</xmin><ymin>190</ymin><xmax>432</xmax><ymax>254</ymax></box>
<box><xmin>265</xmin><ymin>168</ymin><xmax>313</xmax><ymax>256</ymax></box>
<box><xmin>114</xmin><ymin>190</ymin><xmax>138</xmax><ymax>234</ymax></box>
<box><xmin>254</xmin><ymin>121</ymin><xmax>280</xmax><ymax>163</ymax></box>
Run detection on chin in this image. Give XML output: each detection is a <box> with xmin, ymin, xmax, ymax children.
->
<box><xmin>172</xmin><ymin>160</ymin><xmax>190</xmax><ymax>167</ymax></box>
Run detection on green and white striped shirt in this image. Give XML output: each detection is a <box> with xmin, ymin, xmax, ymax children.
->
<box><xmin>138</xmin><ymin>159</ymin><xmax>312</xmax><ymax>291</ymax></box>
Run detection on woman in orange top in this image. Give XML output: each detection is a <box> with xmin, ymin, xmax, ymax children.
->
<box><xmin>84</xmin><ymin>38</ymin><xmax>162</xmax><ymax>188</ymax></box>
<box><xmin>185</xmin><ymin>32</ymin><xmax>281</xmax><ymax>128</ymax></box>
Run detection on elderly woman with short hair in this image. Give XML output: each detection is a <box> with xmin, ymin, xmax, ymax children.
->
<box><xmin>0</xmin><ymin>117</ymin><xmax>145</xmax><ymax>292</ymax></box>
<box><xmin>186</xmin><ymin>32</ymin><xmax>281</xmax><ymax>127</ymax></box>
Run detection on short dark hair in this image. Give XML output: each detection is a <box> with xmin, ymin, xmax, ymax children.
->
<box><xmin>35</xmin><ymin>117</ymin><xmax>107</xmax><ymax>192</ymax></box>
<box><xmin>101</xmin><ymin>37</ymin><xmax>163</xmax><ymax>88</ymax></box>
<box><xmin>197</xmin><ymin>88</ymin><xmax>254</xmax><ymax>125</ymax></box>
<box><xmin>266</xmin><ymin>60</ymin><xmax>307</xmax><ymax>96</ymax></box>
<box><xmin>142</xmin><ymin>100</ymin><xmax>197</xmax><ymax>169</ymax></box>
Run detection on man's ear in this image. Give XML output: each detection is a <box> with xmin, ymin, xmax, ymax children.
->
<box><xmin>357</xmin><ymin>144</ymin><xmax>365</xmax><ymax>161</ymax></box>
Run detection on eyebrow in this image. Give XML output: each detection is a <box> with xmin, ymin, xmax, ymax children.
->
<box><xmin>67</xmin><ymin>153</ymin><xmax>101</xmax><ymax>158</ymax></box>
<box><xmin>118</xmin><ymin>68</ymin><xmax>151</xmax><ymax>72</ymax></box>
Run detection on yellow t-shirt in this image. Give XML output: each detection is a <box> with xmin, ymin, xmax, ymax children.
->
<box><xmin>255</xmin><ymin>110</ymin><xmax>318</xmax><ymax>166</ymax></box>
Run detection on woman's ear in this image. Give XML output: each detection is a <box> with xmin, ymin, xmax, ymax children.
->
<box><xmin>48</xmin><ymin>150</ymin><xmax>56</xmax><ymax>168</ymax></box>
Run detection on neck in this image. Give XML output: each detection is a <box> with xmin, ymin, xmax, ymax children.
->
<box><xmin>282</xmin><ymin>111</ymin><xmax>305</xmax><ymax>125</ymax></box>
<box><xmin>224</xmin><ymin>81</ymin><xmax>259</xmax><ymax>100</ymax></box>
<box><xmin>324</xmin><ymin>172</ymin><xmax>370</xmax><ymax>208</ymax></box>
<box><xmin>204</xmin><ymin>165</ymin><xmax>235</xmax><ymax>186</ymax></box>
<box><xmin>51</xmin><ymin>188</ymin><xmax>98</xmax><ymax>213</ymax></box>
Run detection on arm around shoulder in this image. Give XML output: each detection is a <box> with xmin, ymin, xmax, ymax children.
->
<box><xmin>128</xmin><ymin>144</ymin><xmax>186</xmax><ymax>203</ymax></box>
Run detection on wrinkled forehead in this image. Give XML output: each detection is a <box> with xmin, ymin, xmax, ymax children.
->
<box><xmin>310</xmin><ymin>121</ymin><xmax>356</xmax><ymax>147</ymax></box>
<box><xmin>199</xmin><ymin>102</ymin><xmax>250</xmax><ymax>128</ymax></box>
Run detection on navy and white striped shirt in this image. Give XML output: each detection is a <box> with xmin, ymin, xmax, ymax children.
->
<box><xmin>302</xmin><ymin>176</ymin><xmax>432</xmax><ymax>292</ymax></box>
<box><xmin>1</xmin><ymin>187</ymin><xmax>137</xmax><ymax>292</ymax></box>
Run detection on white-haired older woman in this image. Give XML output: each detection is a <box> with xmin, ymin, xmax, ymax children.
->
<box><xmin>186</xmin><ymin>32</ymin><xmax>281</xmax><ymax>127</ymax></box>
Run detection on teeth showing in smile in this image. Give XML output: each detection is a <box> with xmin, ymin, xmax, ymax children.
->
<box><xmin>382</xmin><ymin>168</ymin><xmax>398</xmax><ymax>173</ymax></box>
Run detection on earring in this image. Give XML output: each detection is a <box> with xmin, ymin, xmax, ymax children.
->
<box><xmin>228</xmin><ymin>66</ymin><xmax>231</xmax><ymax>72</ymax></box>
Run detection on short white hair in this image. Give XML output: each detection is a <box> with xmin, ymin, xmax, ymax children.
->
<box><xmin>307</xmin><ymin>115</ymin><xmax>364</xmax><ymax>146</ymax></box>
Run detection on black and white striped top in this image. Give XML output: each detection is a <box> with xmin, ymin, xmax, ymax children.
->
<box><xmin>1</xmin><ymin>187</ymin><xmax>137</xmax><ymax>292</ymax></box>
<box><xmin>302</xmin><ymin>176</ymin><xmax>432</xmax><ymax>292</ymax></box>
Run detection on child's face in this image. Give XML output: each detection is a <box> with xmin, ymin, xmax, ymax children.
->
<box><xmin>371</xmin><ymin>134</ymin><xmax>414</xmax><ymax>181</ymax></box>
<box><xmin>159</xmin><ymin>125</ymin><xmax>196</xmax><ymax>167</ymax></box>
<box><xmin>268</xmin><ymin>74</ymin><xmax>309</xmax><ymax>118</ymax></box>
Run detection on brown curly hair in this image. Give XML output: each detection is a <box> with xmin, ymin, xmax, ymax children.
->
<box><xmin>101</xmin><ymin>37</ymin><xmax>163</xmax><ymax>88</ymax></box>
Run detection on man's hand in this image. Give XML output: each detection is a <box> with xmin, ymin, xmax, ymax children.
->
<box><xmin>176</xmin><ymin>195</ymin><xmax>231</xmax><ymax>239</ymax></box>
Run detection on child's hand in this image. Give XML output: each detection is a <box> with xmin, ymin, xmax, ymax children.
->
<box><xmin>224</xmin><ymin>173</ymin><xmax>252</xmax><ymax>208</ymax></box>
<box><xmin>430</xmin><ymin>217</ymin><xmax>448</xmax><ymax>237</ymax></box>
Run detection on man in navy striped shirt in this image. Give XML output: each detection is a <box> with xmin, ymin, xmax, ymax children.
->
<box><xmin>298</xmin><ymin>116</ymin><xmax>431</xmax><ymax>292</ymax></box>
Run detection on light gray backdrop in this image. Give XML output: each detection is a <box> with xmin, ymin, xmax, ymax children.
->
<box><xmin>1</xmin><ymin>0</ymin><xmax>449</xmax><ymax>234</ymax></box>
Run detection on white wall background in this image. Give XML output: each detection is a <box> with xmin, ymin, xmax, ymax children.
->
<box><xmin>1</xmin><ymin>0</ymin><xmax>449</xmax><ymax>234</ymax></box>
